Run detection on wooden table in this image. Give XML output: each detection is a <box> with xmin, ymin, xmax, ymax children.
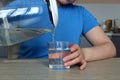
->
<box><xmin>0</xmin><ymin>58</ymin><xmax>119</xmax><ymax>80</ymax></box>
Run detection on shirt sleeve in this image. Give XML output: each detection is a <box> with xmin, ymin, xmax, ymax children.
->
<box><xmin>82</xmin><ymin>7</ymin><xmax>99</xmax><ymax>35</ymax></box>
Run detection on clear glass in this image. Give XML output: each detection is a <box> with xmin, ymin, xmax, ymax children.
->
<box><xmin>114</xmin><ymin>19</ymin><xmax>120</xmax><ymax>28</ymax></box>
<box><xmin>48</xmin><ymin>41</ymin><xmax>71</xmax><ymax>70</ymax></box>
<box><xmin>114</xmin><ymin>19</ymin><xmax>120</xmax><ymax>33</ymax></box>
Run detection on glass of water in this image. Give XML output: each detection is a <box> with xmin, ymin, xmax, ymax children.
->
<box><xmin>48</xmin><ymin>41</ymin><xmax>71</xmax><ymax>70</ymax></box>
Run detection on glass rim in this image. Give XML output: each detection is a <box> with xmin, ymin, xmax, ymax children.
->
<box><xmin>48</xmin><ymin>41</ymin><xmax>72</xmax><ymax>44</ymax></box>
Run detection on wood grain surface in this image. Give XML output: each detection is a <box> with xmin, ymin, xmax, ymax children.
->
<box><xmin>0</xmin><ymin>58</ymin><xmax>119</xmax><ymax>80</ymax></box>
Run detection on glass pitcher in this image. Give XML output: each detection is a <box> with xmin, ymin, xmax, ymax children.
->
<box><xmin>0</xmin><ymin>0</ymin><xmax>55</xmax><ymax>46</ymax></box>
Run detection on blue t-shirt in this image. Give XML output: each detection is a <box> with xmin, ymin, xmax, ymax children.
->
<box><xmin>5</xmin><ymin>0</ymin><xmax>99</xmax><ymax>58</ymax></box>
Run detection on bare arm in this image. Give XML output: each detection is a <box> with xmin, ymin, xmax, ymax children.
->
<box><xmin>82</xmin><ymin>26</ymin><xmax>116</xmax><ymax>62</ymax></box>
<box><xmin>63</xmin><ymin>26</ymin><xmax>116</xmax><ymax>70</ymax></box>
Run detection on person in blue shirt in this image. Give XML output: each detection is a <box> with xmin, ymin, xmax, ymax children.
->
<box><xmin>5</xmin><ymin>0</ymin><xmax>116</xmax><ymax>70</ymax></box>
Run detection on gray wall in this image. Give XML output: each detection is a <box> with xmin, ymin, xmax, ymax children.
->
<box><xmin>80</xmin><ymin>4</ymin><xmax>120</xmax><ymax>23</ymax></box>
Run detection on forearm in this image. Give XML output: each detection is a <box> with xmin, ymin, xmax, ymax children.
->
<box><xmin>82</xmin><ymin>42</ymin><xmax>116</xmax><ymax>62</ymax></box>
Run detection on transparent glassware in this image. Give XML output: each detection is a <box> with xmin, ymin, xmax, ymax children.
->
<box><xmin>0</xmin><ymin>0</ymin><xmax>52</xmax><ymax>46</ymax></box>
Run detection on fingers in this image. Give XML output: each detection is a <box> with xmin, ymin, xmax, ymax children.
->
<box><xmin>70</xmin><ymin>44</ymin><xmax>79</xmax><ymax>52</ymax></box>
<box><xmin>63</xmin><ymin>54</ymin><xmax>87</xmax><ymax>70</ymax></box>
<box><xmin>79</xmin><ymin>60</ymin><xmax>87</xmax><ymax>70</ymax></box>
<box><xmin>63</xmin><ymin>54</ymin><xmax>81</xmax><ymax>66</ymax></box>
<box><xmin>63</xmin><ymin>44</ymin><xmax>81</xmax><ymax>64</ymax></box>
<box><xmin>63</xmin><ymin>44</ymin><xmax>87</xmax><ymax>70</ymax></box>
<box><xmin>63</xmin><ymin>49</ymin><xmax>80</xmax><ymax>62</ymax></box>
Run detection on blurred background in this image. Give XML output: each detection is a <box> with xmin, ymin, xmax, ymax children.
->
<box><xmin>0</xmin><ymin>0</ymin><xmax>120</xmax><ymax>58</ymax></box>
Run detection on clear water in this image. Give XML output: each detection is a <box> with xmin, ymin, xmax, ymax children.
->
<box><xmin>0</xmin><ymin>28</ymin><xmax>51</xmax><ymax>46</ymax></box>
<box><xmin>49</xmin><ymin>58</ymin><xmax>70</xmax><ymax>70</ymax></box>
<box><xmin>49</xmin><ymin>25</ymin><xmax>71</xmax><ymax>70</ymax></box>
<box><xmin>51</xmin><ymin>28</ymin><xmax>56</xmax><ymax>42</ymax></box>
<box><xmin>49</xmin><ymin>49</ymin><xmax>70</xmax><ymax>70</ymax></box>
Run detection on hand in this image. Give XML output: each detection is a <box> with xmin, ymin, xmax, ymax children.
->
<box><xmin>63</xmin><ymin>44</ymin><xmax>87</xmax><ymax>70</ymax></box>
